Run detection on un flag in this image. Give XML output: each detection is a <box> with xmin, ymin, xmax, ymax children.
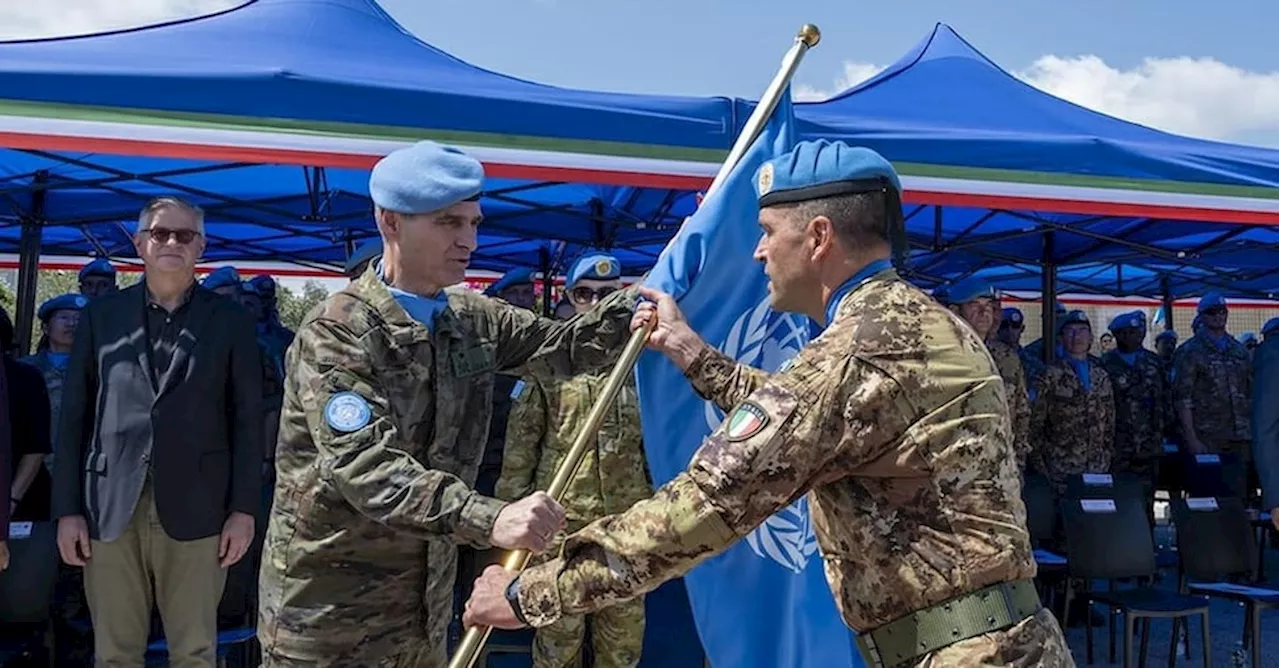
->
<box><xmin>634</xmin><ymin>88</ymin><xmax>862</xmax><ymax>667</ymax></box>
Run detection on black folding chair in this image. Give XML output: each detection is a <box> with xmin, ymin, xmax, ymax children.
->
<box><xmin>1172</xmin><ymin>496</ymin><xmax>1278</xmax><ymax>668</ymax></box>
<box><xmin>1178</xmin><ymin>452</ymin><xmax>1247</xmax><ymax>500</ymax></box>
<box><xmin>1061</xmin><ymin>496</ymin><xmax>1211</xmax><ymax>668</ymax></box>
<box><xmin>0</xmin><ymin>521</ymin><xmax>59</xmax><ymax>664</ymax></box>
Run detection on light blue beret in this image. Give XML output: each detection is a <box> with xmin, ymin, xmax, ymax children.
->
<box><xmin>1001</xmin><ymin>307</ymin><xmax>1024</xmax><ymax>325</ymax></box>
<box><xmin>345</xmin><ymin>238</ymin><xmax>383</xmax><ymax>277</ymax></box>
<box><xmin>38</xmin><ymin>293</ymin><xmax>89</xmax><ymax>321</ymax></box>
<box><xmin>1109</xmin><ymin>310</ymin><xmax>1145</xmax><ymax>333</ymax></box>
<box><xmin>203</xmin><ymin>266</ymin><xmax>242</xmax><ymax>290</ymax></box>
<box><xmin>240</xmin><ymin>280</ymin><xmax>260</xmax><ymax>296</ymax></box>
<box><xmin>485</xmin><ymin>268</ymin><xmax>535</xmax><ymax>296</ymax></box>
<box><xmin>78</xmin><ymin>258</ymin><xmax>115</xmax><ymax>281</ymax></box>
<box><xmin>1198</xmin><ymin>292</ymin><xmax>1226</xmax><ymax>313</ymax></box>
<box><xmin>1263</xmin><ymin>317</ymin><xmax>1279</xmax><ymax>336</ymax></box>
<box><xmin>567</xmin><ymin>253</ymin><xmax>621</xmax><ymax>287</ymax></box>
<box><xmin>1059</xmin><ymin>309</ymin><xmax>1091</xmax><ymax>332</ymax></box>
<box><xmin>942</xmin><ymin>277</ymin><xmax>998</xmax><ymax>305</ymax></box>
<box><xmin>1155</xmin><ymin>329</ymin><xmax>1178</xmax><ymax>342</ymax></box>
<box><xmin>369</xmin><ymin>141</ymin><xmax>484</xmax><ymax>215</ymax></box>
<box><xmin>754</xmin><ymin>140</ymin><xmax>901</xmax><ymax>207</ymax></box>
<box><xmin>248</xmin><ymin>274</ymin><xmax>276</xmax><ymax>297</ymax></box>
<box><xmin>1240</xmin><ymin>332</ymin><xmax>1258</xmax><ymax>345</ymax></box>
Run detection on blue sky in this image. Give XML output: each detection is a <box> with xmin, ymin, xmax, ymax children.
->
<box><xmin>1</xmin><ymin>0</ymin><xmax>1277</xmax><ymax>145</ymax></box>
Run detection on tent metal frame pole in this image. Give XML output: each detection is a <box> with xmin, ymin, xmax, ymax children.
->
<box><xmin>1041</xmin><ymin>231</ymin><xmax>1057</xmax><ymax>364</ymax></box>
<box><xmin>539</xmin><ymin>247</ymin><xmax>552</xmax><ymax>317</ymax></box>
<box><xmin>15</xmin><ymin>170</ymin><xmax>48</xmax><ymax>356</ymax></box>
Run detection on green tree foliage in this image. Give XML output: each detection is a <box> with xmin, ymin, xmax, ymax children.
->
<box><xmin>275</xmin><ymin>280</ymin><xmax>331</xmax><ymax>330</ymax></box>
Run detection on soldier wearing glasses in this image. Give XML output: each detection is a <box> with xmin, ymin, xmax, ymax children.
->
<box><xmin>495</xmin><ymin>253</ymin><xmax>652</xmax><ymax>668</ymax></box>
<box><xmin>1174</xmin><ymin>293</ymin><xmax>1253</xmax><ymax>462</ymax></box>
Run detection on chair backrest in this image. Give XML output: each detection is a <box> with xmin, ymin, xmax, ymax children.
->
<box><xmin>1060</xmin><ymin>495</ymin><xmax>1156</xmax><ymax>580</ymax></box>
<box><xmin>1170</xmin><ymin>496</ymin><xmax>1257</xmax><ymax>581</ymax></box>
<box><xmin>1021</xmin><ymin>474</ymin><xmax>1056</xmax><ymax>547</ymax></box>
<box><xmin>1154</xmin><ymin>444</ymin><xmax>1183</xmax><ymax>494</ymax></box>
<box><xmin>1063</xmin><ymin>471</ymin><xmax>1148</xmax><ymax>503</ymax></box>
<box><xmin>1179</xmin><ymin>452</ymin><xmax>1246</xmax><ymax>499</ymax></box>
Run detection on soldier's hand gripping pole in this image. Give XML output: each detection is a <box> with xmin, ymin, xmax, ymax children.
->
<box><xmin>447</xmin><ymin>23</ymin><xmax>820</xmax><ymax>668</ymax></box>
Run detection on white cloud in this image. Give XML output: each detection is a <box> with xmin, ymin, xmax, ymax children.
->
<box><xmin>800</xmin><ymin>55</ymin><xmax>1279</xmax><ymax>147</ymax></box>
<box><xmin>0</xmin><ymin>0</ymin><xmax>241</xmax><ymax>41</ymax></box>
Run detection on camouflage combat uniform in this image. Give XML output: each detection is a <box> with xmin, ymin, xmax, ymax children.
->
<box><xmin>1019</xmin><ymin>347</ymin><xmax>1046</xmax><ymax>396</ymax></box>
<box><xmin>988</xmin><ymin>340</ymin><xmax>1032</xmax><ymax>471</ymax></box>
<box><xmin>257</xmin><ymin>269</ymin><xmax>637</xmax><ymax>667</ymax></box>
<box><xmin>1030</xmin><ymin>358</ymin><xmax>1116</xmax><ymax>495</ymax></box>
<box><xmin>496</xmin><ymin>373</ymin><xmax>652</xmax><ymax>668</ymax></box>
<box><xmin>1101</xmin><ymin>349</ymin><xmax>1167</xmax><ymax>478</ymax></box>
<box><xmin>515</xmin><ymin>270</ymin><xmax>1072</xmax><ymax>667</ymax></box>
<box><xmin>1173</xmin><ymin>333</ymin><xmax>1253</xmax><ymax>456</ymax></box>
<box><xmin>19</xmin><ymin>350</ymin><xmax>69</xmax><ymax>471</ymax></box>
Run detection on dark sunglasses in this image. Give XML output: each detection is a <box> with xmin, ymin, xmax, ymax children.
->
<box><xmin>570</xmin><ymin>286</ymin><xmax>617</xmax><ymax>303</ymax></box>
<box><xmin>145</xmin><ymin>227</ymin><xmax>201</xmax><ymax>245</ymax></box>
<box><xmin>1202</xmin><ymin>307</ymin><xmax>1228</xmax><ymax>317</ymax></box>
<box><xmin>999</xmin><ymin>321</ymin><xmax>1023</xmax><ymax>330</ymax></box>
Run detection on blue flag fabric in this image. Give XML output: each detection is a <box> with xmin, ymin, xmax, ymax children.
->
<box><xmin>634</xmin><ymin>88</ymin><xmax>862</xmax><ymax>668</ymax></box>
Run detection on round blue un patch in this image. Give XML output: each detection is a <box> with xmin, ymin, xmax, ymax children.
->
<box><xmin>324</xmin><ymin>392</ymin><xmax>372</xmax><ymax>433</ymax></box>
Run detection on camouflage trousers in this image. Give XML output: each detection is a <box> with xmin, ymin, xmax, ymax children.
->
<box><xmin>531</xmin><ymin>520</ymin><xmax>646</xmax><ymax>668</ymax></box>
<box><xmin>917</xmin><ymin>609</ymin><xmax>1075</xmax><ymax>667</ymax></box>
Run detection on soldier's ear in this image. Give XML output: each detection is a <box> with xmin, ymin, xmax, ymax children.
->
<box><xmin>807</xmin><ymin>215</ymin><xmax>836</xmax><ymax>260</ymax></box>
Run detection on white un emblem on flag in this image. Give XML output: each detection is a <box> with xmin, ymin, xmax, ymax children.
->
<box><xmin>705</xmin><ymin>297</ymin><xmax>818</xmax><ymax>573</ymax></box>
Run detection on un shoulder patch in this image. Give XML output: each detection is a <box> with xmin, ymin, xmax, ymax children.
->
<box><xmin>725</xmin><ymin>402</ymin><xmax>770</xmax><ymax>442</ymax></box>
<box><xmin>510</xmin><ymin>379</ymin><xmax>527</xmax><ymax>400</ymax></box>
<box><xmin>324</xmin><ymin>391</ymin><xmax>372</xmax><ymax>433</ymax></box>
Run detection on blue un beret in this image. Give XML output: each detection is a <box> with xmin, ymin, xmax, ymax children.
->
<box><xmin>203</xmin><ymin>266</ymin><xmax>242</xmax><ymax>291</ymax></box>
<box><xmin>754</xmin><ymin>140</ymin><xmax>902</xmax><ymax>208</ymax></box>
<box><xmin>1197</xmin><ymin>292</ymin><xmax>1226</xmax><ymax>313</ymax></box>
<box><xmin>1240</xmin><ymin>332</ymin><xmax>1258</xmax><ymax>345</ymax></box>
<box><xmin>345</xmin><ymin>238</ymin><xmax>383</xmax><ymax>277</ymax></box>
<box><xmin>1155</xmin><ymin>329</ymin><xmax>1178</xmax><ymax>343</ymax></box>
<box><xmin>1263</xmin><ymin>317</ymin><xmax>1279</xmax><ymax>336</ymax></box>
<box><xmin>943</xmin><ymin>278</ymin><xmax>998</xmax><ymax>305</ymax></box>
<box><xmin>567</xmin><ymin>254</ymin><xmax>621</xmax><ymax>287</ymax></box>
<box><xmin>38</xmin><ymin>293</ymin><xmax>89</xmax><ymax>321</ymax></box>
<box><xmin>1109</xmin><ymin>310</ymin><xmax>1146</xmax><ymax>333</ymax></box>
<box><xmin>369</xmin><ymin>141</ymin><xmax>484</xmax><ymax>215</ymax></box>
<box><xmin>485</xmin><ymin>268</ymin><xmax>535</xmax><ymax>296</ymax></box>
<box><xmin>248</xmin><ymin>274</ymin><xmax>276</xmax><ymax>297</ymax></box>
<box><xmin>78</xmin><ymin>258</ymin><xmax>115</xmax><ymax>281</ymax></box>
<box><xmin>1059</xmin><ymin>310</ymin><xmax>1091</xmax><ymax>332</ymax></box>
<box><xmin>240</xmin><ymin>281</ymin><xmax>260</xmax><ymax>296</ymax></box>
<box><xmin>1001</xmin><ymin>307</ymin><xmax>1024</xmax><ymax>326</ymax></box>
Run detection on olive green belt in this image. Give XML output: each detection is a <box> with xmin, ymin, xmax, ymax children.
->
<box><xmin>855</xmin><ymin>578</ymin><xmax>1041</xmax><ymax>668</ymax></box>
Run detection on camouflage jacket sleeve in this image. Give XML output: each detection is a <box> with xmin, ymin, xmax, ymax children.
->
<box><xmin>1173</xmin><ymin>345</ymin><xmax>1198</xmax><ymax>411</ymax></box>
<box><xmin>516</xmin><ymin>348</ymin><xmax>897</xmax><ymax>627</ymax></box>
<box><xmin>1028</xmin><ymin>368</ymin><xmax>1053</xmax><ymax>475</ymax></box>
<box><xmin>494</xmin><ymin>377</ymin><xmax>547</xmax><ymax>502</ymax></box>
<box><xmin>682</xmin><ymin>346</ymin><xmax>771</xmax><ymax>413</ymax></box>
<box><xmin>291</xmin><ymin>318</ymin><xmax>507</xmax><ymax>548</ymax></box>
<box><xmin>460</xmin><ymin>286</ymin><xmax>639</xmax><ymax>380</ymax></box>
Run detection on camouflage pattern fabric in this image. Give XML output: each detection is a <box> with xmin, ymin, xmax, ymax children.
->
<box><xmin>257</xmin><ymin>268</ymin><xmax>637</xmax><ymax>666</ymax></box>
<box><xmin>496</xmin><ymin>372</ymin><xmax>652</xmax><ymax>667</ymax></box>
<box><xmin>513</xmin><ymin>270</ymin><xmax>1057</xmax><ymax>662</ymax></box>
<box><xmin>19</xmin><ymin>350</ymin><xmax>67</xmax><ymax>472</ymax></box>
<box><xmin>988</xmin><ymin>340</ymin><xmax>1032</xmax><ymax>471</ymax></box>
<box><xmin>1030</xmin><ymin>358</ymin><xmax>1116</xmax><ymax>495</ymax></box>
<box><xmin>1018</xmin><ymin>347</ymin><xmax>1046</xmax><ymax>396</ymax></box>
<box><xmin>1101</xmin><ymin>349</ymin><xmax>1168</xmax><ymax>477</ymax></box>
<box><xmin>1173</xmin><ymin>332</ymin><xmax>1253</xmax><ymax>452</ymax></box>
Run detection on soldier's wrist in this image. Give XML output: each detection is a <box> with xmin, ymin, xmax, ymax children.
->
<box><xmin>669</xmin><ymin>331</ymin><xmax>708</xmax><ymax>372</ymax></box>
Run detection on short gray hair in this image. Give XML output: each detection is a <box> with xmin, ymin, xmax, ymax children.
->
<box><xmin>137</xmin><ymin>196</ymin><xmax>205</xmax><ymax>234</ymax></box>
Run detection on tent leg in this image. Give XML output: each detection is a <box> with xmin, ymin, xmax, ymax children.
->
<box><xmin>14</xmin><ymin>170</ymin><xmax>48</xmax><ymax>356</ymax></box>
<box><xmin>1040</xmin><ymin>232</ymin><xmax>1057</xmax><ymax>364</ymax></box>
<box><xmin>539</xmin><ymin>247</ymin><xmax>553</xmax><ymax>318</ymax></box>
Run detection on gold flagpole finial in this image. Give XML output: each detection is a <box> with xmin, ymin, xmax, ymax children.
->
<box><xmin>798</xmin><ymin>24</ymin><xmax>821</xmax><ymax>47</ymax></box>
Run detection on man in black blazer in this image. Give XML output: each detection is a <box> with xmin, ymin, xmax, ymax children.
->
<box><xmin>53</xmin><ymin>196</ymin><xmax>264</xmax><ymax>668</ymax></box>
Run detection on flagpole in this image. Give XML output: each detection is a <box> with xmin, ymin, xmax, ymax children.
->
<box><xmin>447</xmin><ymin>24</ymin><xmax>821</xmax><ymax>668</ymax></box>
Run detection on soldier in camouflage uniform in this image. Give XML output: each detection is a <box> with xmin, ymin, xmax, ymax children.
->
<box><xmin>22</xmin><ymin>293</ymin><xmax>94</xmax><ymax>666</ymax></box>
<box><xmin>465</xmin><ymin>142</ymin><xmax>1072</xmax><ymax>667</ymax></box>
<box><xmin>999</xmin><ymin>307</ymin><xmax>1046</xmax><ymax>395</ymax></box>
<box><xmin>1101</xmin><ymin>311</ymin><xmax>1166</xmax><ymax>524</ymax></box>
<box><xmin>941</xmin><ymin>278</ymin><xmax>1032</xmax><ymax>472</ymax></box>
<box><xmin>258</xmin><ymin>141</ymin><xmax>641</xmax><ymax>667</ymax></box>
<box><xmin>1030</xmin><ymin>311</ymin><xmax>1115</xmax><ymax>496</ymax></box>
<box><xmin>496</xmin><ymin>253</ymin><xmax>652</xmax><ymax>668</ymax></box>
<box><xmin>1174</xmin><ymin>293</ymin><xmax>1253</xmax><ymax>463</ymax></box>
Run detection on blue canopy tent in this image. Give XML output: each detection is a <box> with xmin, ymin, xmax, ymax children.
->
<box><xmin>791</xmin><ymin>23</ymin><xmax>1277</xmax><ymax>305</ymax></box>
